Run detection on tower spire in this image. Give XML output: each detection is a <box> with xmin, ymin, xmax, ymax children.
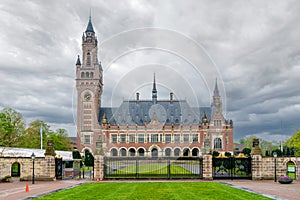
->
<box><xmin>85</xmin><ymin>10</ymin><xmax>95</xmax><ymax>33</ymax></box>
<box><xmin>152</xmin><ymin>73</ymin><xmax>157</xmax><ymax>103</ymax></box>
<box><xmin>76</xmin><ymin>55</ymin><xmax>81</xmax><ymax>66</ymax></box>
<box><xmin>213</xmin><ymin>78</ymin><xmax>220</xmax><ymax>97</ymax></box>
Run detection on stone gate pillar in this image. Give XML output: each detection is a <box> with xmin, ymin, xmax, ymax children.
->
<box><xmin>94</xmin><ymin>135</ymin><xmax>105</xmax><ymax>180</ymax></box>
<box><xmin>94</xmin><ymin>155</ymin><xmax>104</xmax><ymax>180</ymax></box>
<box><xmin>202</xmin><ymin>155</ymin><xmax>213</xmax><ymax>180</ymax></box>
<box><xmin>44</xmin><ymin>140</ymin><xmax>56</xmax><ymax>180</ymax></box>
<box><xmin>251</xmin><ymin>138</ymin><xmax>262</xmax><ymax>180</ymax></box>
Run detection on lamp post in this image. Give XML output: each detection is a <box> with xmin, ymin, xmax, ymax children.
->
<box><xmin>273</xmin><ymin>152</ymin><xmax>277</xmax><ymax>182</ymax></box>
<box><xmin>31</xmin><ymin>152</ymin><xmax>36</xmax><ymax>184</ymax></box>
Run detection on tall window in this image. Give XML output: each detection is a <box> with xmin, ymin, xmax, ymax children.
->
<box><xmin>214</xmin><ymin>120</ymin><xmax>222</xmax><ymax>126</ymax></box>
<box><xmin>151</xmin><ymin>134</ymin><xmax>158</xmax><ymax>142</ymax></box>
<box><xmin>214</xmin><ymin>138</ymin><xmax>222</xmax><ymax>149</ymax></box>
<box><xmin>192</xmin><ymin>134</ymin><xmax>198</xmax><ymax>143</ymax></box>
<box><xmin>138</xmin><ymin>148</ymin><xmax>145</xmax><ymax>156</ymax></box>
<box><xmin>120</xmin><ymin>134</ymin><xmax>126</xmax><ymax>143</ymax></box>
<box><xmin>174</xmin><ymin>134</ymin><xmax>180</xmax><ymax>143</ymax></box>
<box><xmin>84</xmin><ymin>135</ymin><xmax>90</xmax><ymax>144</ymax></box>
<box><xmin>138</xmin><ymin>134</ymin><xmax>144</xmax><ymax>143</ymax></box>
<box><xmin>183</xmin><ymin>134</ymin><xmax>189</xmax><ymax>143</ymax></box>
<box><xmin>165</xmin><ymin>134</ymin><xmax>171</xmax><ymax>143</ymax></box>
<box><xmin>120</xmin><ymin>148</ymin><xmax>127</xmax><ymax>156</ymax></box>
<box><xmin>165</xmin><ymin>148</ymin><xmax>171</xmax><ymax>156</ymax></box>
<box><xmin>111</xmin><ymin>149</ymin><xmax>118</xmax><ymax>156</ymax></box>
<box><xmin>87</xmin><ymin>52</ymin><xmax>91</xmax><ymax>66</ymax></box>
<box><xmin>111</xmin><ymin>134</ymin><xmax>117</xmax><ymax>143</ymax></box>
<box><xmin>174</xmin><ymin>148</ymin><xmax>180</xmax><ymax>156</ymax></box>
<box><xmin>129</xmin><ymin>134</ymin><xmax>135</xmax><ymax>143</ymax></box>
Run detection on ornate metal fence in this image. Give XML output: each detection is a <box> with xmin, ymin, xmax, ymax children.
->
<box><xmin>104</xmin><ymin>157</ymin><xmax>203</xmax><ymax>179</ymax></box>
<box><xmin>212</xmin><ymin>157</ymin><xmax>252</xmax><ymax>179</ymax></box>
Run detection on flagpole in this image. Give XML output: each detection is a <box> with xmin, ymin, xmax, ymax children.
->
<box><xmin>40</xmin><ymin>126</ymin><xmax>43</xmax><ymax>150</ymax></box>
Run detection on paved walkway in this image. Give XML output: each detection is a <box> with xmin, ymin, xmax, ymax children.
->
<box><xmin>219</xmin><ymin>180</ymin><xmax>299</xmax><ymax>200</ymax></box>
<box><xmin>0</xmin><ymin>179</ymin><xmax>298</xmax><ymax>199</ymax></box>
<box><xmin>0</xmin><ymin>179</ymin><xmax>87</xmax><ymax>200</ymax></box>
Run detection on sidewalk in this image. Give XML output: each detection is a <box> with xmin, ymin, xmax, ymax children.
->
<box><xmin>0</xmin><ymin>179</ymin><xmax>298</xmax><ymax>200</ymax></box>
<box><xmin>219</xmin><ymin>180</ymin><xmax>299</xmax><ymax>200</ymax></box>
<box><xmin>0</xmin><ymin>179</ymin><xmax>87</xmax><ymax>200</ymax></box>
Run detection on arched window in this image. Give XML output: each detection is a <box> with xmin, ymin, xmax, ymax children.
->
<box><xmin>129</xmin><ymin>148</ymin><xmax>136</xmax><ymax>156</ymax></box>
<box><xmin>81</xmin><ymin>72</ymin><xmax>85</xmax><ymax>78</ymax></box>
<box><xmin>86</xmin><ymin>72</ymin><xmax>89</xmax><ymax>78</ymax></box>
<box><xmin>120</xmin><ymin>148</ymin><xmax>127</xmax><ymax>156</ymax></box>
<box><xmin>151</xmin><ymin>148</ymin><xmax>158</xmax><ymax>157</ymax></box>
<box><xmin>111</xmin><ymin>149</ymin><xmax>118</xmax><ymax>156</ymax></box>
<box><xmin>87</xmin><ymin>52</ymin><xmax>91</xmax><ymax>66</ymax></box>
<box><xmin>165</xmin><ymin>148</ymin><xmax>171</xmax><ymax>156</ymax></box>
<box><xmin>138</xmin><ymin>148</ymin><xmax>145</xmax><ymax>156</ymax></box>
<box><xmin>11</xmin><ymin>162</ymin><xmax>20</xmax><ymax>177</ymax></box>
<box><xmin>214</xmin><ymin>138</ymin><xmax>222</xmax><ymax>149</ymax></box>
<box><xmin>90</xmin><ymin>72</ymin><xmax>94</xmax><ymax>78</ymax></box>
<box><xmin>192</xmin><ymin>148</ymin><xmax>199</xmax><ymax>156</ymax></box>
<box><xmin>174</xmin><ymin>148</ymin><xmax>180</xmax><ymax>157</ymax></box>
<box><xmin>183</xmin><ymin>148</ymin><xmax>190</xmax><ymax>156</ymax></box>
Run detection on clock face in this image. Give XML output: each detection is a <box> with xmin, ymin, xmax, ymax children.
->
<box><xmin>84</xmin><ymin>92</ymin><xmax>91</xmax><ymax>101</ymax></box>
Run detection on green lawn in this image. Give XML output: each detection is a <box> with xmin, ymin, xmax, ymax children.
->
<box><xmin>37</xmin><ymin>182</ymin><xmax>271</xmax><ymax>200</ymax></box>
<box><xmin>115</xmin><ymin>164</ymin><xmax>193</xmax><ymax>174</ymax></box>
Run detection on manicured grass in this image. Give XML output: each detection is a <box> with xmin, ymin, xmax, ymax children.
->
<box><xmin>115</xmin><ymin>164</ymin><xmax>193</xmax><ymax>174</ymax></box>
<box><xmin>37</xmin><ymin>182</ymin><xmax>271</xmax><ymax>200</ymax></box>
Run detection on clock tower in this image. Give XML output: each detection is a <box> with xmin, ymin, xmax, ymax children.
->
<box><xmin>76</xmin><ymin>15</ymin><xmax>103</xmax><ymax>152</ymax></box>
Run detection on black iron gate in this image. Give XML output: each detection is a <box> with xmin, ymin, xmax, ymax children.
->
<box><xmin>212</xmin><ymin>157</ymin><xmax>252</xmax><ymax>179</ymax></box>
<box><xmin>55</xmin><ymin>157</ymin><xmax>63</xmax><ymax>180</ymax></box>
<box><xmin>104</xmin><ymin>157</ymin><xmax>203</xmax><ymax>179</ymax></box>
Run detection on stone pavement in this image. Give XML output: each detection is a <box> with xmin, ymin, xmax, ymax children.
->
<box><xmin>219</xmin><ymin>180</ymin><xmax>299</xmax><ymax>200</ymax></box>
<box><xmin>0</xmin><ymin>179</ymin><xmax>87</xmax><ymax>200</ymax></box>
<box><xmin>0</xmin><ymin>179</ymin><xmax>298</xmax><ymax>200</ymax></box>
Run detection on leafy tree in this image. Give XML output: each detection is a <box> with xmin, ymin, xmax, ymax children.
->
<box><xmin>48</xmin><ymin>128</ymin><xmax>72</xmax><ymax>151</ymax></box>
<box><xmin>0</xmin><ymin>108</ymin><xmax>25</xmax><ymax>147</ymax></box>
<box><xmin>239</xmin><ymin>136</ymin><xmax>257</xmax><ymax>149</ymax></box>
<box><xmin>73</xmin><ymin>149</ymin><xmax>82</xmax><ymax>159</ymax></box>
<box><xmin>285</xmin><ymin>130</ymin><xmax>300</xmax><ymax>156</ymax></box>
<box><xmin>225</xmin><ymin>152</ymin><xmax>231</xmax><ymax>157</ymax></box>
<box><xmin>242</xmin><ymin>148</ymin><xmax>251</xmax><ymax>156</ymax></box>
<box><xmin>84</xmin><ymin>149</ymin><xmax>94</xmax><ymax>167</ymax></box>
<box><xmin>271</xmin><ymin>149</ymin><xmax>283</xmax><ymax>157</ymax></box>
<box><xmin>21</xmin><ymin>120</ymin><xmax>50</xmax><ymax>149</ymax></box>
<box><xmin>212</xmin><ymin>151</ymin><xmax>219</xmax><ymax>157</ymax></box>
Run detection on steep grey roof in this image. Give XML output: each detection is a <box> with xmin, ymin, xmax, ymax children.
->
<box><xmin>85</xmin><ymin>16</ymin><xmax>95</xmax><ymax>33</ymax></box>
<box><xmin>99</xmin><ymin>100</ymin><xmax>211</xmax><ymax>126</ymax></box>
<box><xmin>76</xmin><ymin>55</ymin><xmax>81</xmax><ymax>65</ymax></box>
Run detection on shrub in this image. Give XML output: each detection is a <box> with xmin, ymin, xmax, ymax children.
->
<box><xmin>278</xmin><ymin>176</ymin><xmax>293</xmax><ymax>184</ymax></box>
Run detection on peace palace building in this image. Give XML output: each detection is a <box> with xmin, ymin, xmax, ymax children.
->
<box><xmin>76</xmin><ymin>16</ymin><xmax>233</xmax><ymax>157</ymax></box>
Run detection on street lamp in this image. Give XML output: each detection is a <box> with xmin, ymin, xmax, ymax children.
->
<box><xmin>273</xmin><ymin>151</ymin><xmax>277</xmax><ymax>182</ymax></box>
<box><xmin>31</xmin><ymin>152</ymin><xmax>36</xmax><ymax>184</ymax></box>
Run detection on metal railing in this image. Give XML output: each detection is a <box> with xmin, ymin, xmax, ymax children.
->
<box><xmin>104</xmin><ymin>156</ymin><xmax>203</xmax><ymax>179</ymax></box>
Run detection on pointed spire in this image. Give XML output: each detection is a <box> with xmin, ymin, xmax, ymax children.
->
<box><xmin>85</xmin><ymin>11</ymin><xmax>95</xmax><ymax>33</ymax></box>
<box><xmin>152</xmin><ymin>73</ymin><xmax>157</xmax><ymax>103</ymax></box>
<box><xmin>213</xmin><ymin>78</ymin><xmax>220</xmax><ymax>97</ymax></box>
<box><xmin>202</xmin><ymin>111</ymin><xmax>207</xmax><ymax>123</ymax></box>
<box><xmin>76</xmin><ymin>55</ymin><xmax>81</xmax><ymax>66</ymax></box>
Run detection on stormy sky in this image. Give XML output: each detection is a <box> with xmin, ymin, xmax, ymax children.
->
<box><xmin>0</xmin><ymin>0</ymin><xmax>299</xmax><ymax>142</ymax></box>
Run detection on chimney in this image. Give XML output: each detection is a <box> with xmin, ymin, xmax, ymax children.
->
<box><xmin>170</xmin><ymin>92</ymin><xmax>173</xmax><ymax>103</ymax></box>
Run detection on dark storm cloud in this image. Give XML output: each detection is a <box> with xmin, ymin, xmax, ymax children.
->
<box><xmin>0</xmin><ymin>0</ymin><xmax>299</xmax><ymax>141</ymax></box>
